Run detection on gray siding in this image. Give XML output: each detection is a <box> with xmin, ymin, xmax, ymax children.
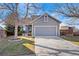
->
<box><xmin>32</xmin><ymin>15</ymin><xmax>60</xmax><ymax>36</ymax></box>
<box><xmin>33</xmin><ymin>16</ymin><xmax>59</xmax><ymax>26</ymax></box>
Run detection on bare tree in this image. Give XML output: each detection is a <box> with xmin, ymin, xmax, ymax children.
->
<box><xmin>56</xmin><ymin>3</ymin><xmax>79</xmax><ymax>28</ymax></box>
<box><xmin>56</xmin><ymin>4</ymin><xmax>79</xmax><ymax>18</ymax></box>
<box><xmin>24</xmin><ymin>3</ymin><xmax>41</xmax><ymax>19</ymax></box>
<box><xmin>0</xmin><ymin>3</ymin><xmax>41</xmax><ymax>39</ymax></box>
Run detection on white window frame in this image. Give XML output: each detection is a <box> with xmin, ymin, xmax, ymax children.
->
<box><xmin>44</xmin><ymin>15</ymin><xmax>48</xmax><ymax>22</ymax></box>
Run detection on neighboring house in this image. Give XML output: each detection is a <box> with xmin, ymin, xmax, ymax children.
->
<box><xmin>73</xmin><ymin>27</ymin><xmax>79</xmax><ymax>36</ymax></box>
<box><xmin>60</xmin><ymin>26</ymin><xmax>73</xmax><ymax>36</ymax></box>
<box><xmin>0</xmin><ymin>26</ymin><xmax>6</xmax><ymax>38</ymax></box>
<box><xmin>60</xmin><ymin>23</ymin><xmax>79</xmax><ymax>36</ymax></box>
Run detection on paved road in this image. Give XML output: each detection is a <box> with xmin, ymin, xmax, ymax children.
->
<box><xmin>35</xmin><ymin>36</ymin><xmax>79</xmax><ymax>56</ymax></box>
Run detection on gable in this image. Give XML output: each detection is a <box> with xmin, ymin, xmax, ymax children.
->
<box><xmin>31</xmin><ymin>13</ymin><xmax>60</xmax><ymax>26</ymax></box>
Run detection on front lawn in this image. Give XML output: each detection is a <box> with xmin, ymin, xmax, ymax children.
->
<box><xmin>61</xmin><ymin>36</ymin><xmax>79</xmax><ymax>46</ymax></box>
<box><xmin>0</xmin><ymin>36</ymin><xmax>35</xmax><ymax>56</ymax></box>
<box><xmin>17</xmin><ymin>36</ymin><xmax>35</xmax><ymax>52</ymax></box>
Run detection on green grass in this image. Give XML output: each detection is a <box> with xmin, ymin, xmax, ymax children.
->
<box><xmin>61</xmin><ymin>36</ymin><xmax>79</xmax><ymax>46</ymax></box>
<box><xmin>0</xmin><ymin>37</ymin><xmax>35</xmax><ymax>56</ymax></box>
<box><xmin>18</xmin><ymin>36</ymin><xmax>35</xmax><ymax>52</ymax></box>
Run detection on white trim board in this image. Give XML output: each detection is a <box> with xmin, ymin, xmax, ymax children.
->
<box><xmin>34</xmin><ymin>26</ymin><xmax>57</xmax><ymax>27</ymax></box>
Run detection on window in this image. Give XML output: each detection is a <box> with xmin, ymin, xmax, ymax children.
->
<box><xmin>44</xmin><ymin>15</ymin><xmax>48</xmax><ymax>22</ymax></box>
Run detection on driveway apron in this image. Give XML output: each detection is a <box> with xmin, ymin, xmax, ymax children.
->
<box><xmin>35</xmin><ymin>36</ymin><xmax>79</xmax><ymax>56</ymax></box>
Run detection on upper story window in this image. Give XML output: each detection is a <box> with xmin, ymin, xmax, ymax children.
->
<box><xmin>44</xmin><ymin>15</ymin><xmax>48</xmax><ymax>22</ymax></box>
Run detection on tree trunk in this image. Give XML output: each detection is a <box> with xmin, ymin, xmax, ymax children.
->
<box><xmin>14</xmin><ymin>3</ymin><xmax>19</xmax><ymax>39</ymax></box>
<box><xmin>14</xmin><ymin>24</ymin><xmax>18</xmax><ymax>39</ymax></box>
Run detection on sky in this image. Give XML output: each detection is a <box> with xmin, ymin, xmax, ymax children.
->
<box><xmin>40</xmin><ymin>3</ymin><xmax>79</xmax><ymax>29</ymax></box>
<box><xmin>0</xmin><ymin>3</ymin><xmax>79</xmax><ymax>29</ymax></box>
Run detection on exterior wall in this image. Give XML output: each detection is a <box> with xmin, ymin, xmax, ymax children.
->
<box><xmin>58</xmin><ymin>24</ymin><xmax>60</xmax><ymax>36</ymax></box>
<box><xmin>32</xmin><ymin>15</ymin><xmax>60</xmax><ymax>36</ymax></box>
<box><xmin>23</xmin><ymin>25</ymin><xmax>32</xmax><ymax>36</ymax></box>
<box><xmin>60</xmin><ymin>27</ymin><xmax>73</xmax><ymax>36</ymax></box>
<box><xmin>22</xmin><ymin>25</ymin><xmax>29</xmax><ymax>36</ymax></box>
<box><xmin>0</xmin><ymin>30</ymin><xmax>6</xmax><ymax>38</ymax></box>
<box><xmin>33</xmin><ymin>16</ymin><xmax>59</xmax><ymax>26</ymax></box>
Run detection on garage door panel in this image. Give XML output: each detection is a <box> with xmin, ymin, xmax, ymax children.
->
<box><xmin>34</xmin><ymin>26</ymin><xmax>57</xmax><ymax>36</ymax></box>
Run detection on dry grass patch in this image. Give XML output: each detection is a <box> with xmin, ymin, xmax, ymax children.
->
<box><xmin>61</xmin><ymin>36</ymin><xmax>79</xmax><ymax>46</ymax></box>
<box><xmin>17</xmin><ymin>36</ymin><xmax>35</xmax><ymax>52</ymax></box>
<box><xmin>0</xmin><ymin>36</ymin><xmax>35</xmax><ymax>56</ymax></box>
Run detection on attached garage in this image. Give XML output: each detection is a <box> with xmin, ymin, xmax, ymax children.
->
<box><xmin>31</xmin><ymin>13</ymin><xmax>61</xmax><ymax>37</ymax></box>
<box><xmin>33</xmin><ymin>26</ymin><xmax>57</xmax><ymax>36</ymax></box>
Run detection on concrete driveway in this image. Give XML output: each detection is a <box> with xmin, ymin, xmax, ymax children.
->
<box><xmin>35</xmin><ymin>36</ymin><xmax>79</xmax><ymax>56</ymax></box>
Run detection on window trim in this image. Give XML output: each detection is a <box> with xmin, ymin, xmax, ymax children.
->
<box><xmin>44</xmin><ymin>15</ymin><xmax>48</xmax><ymax>22</ymax></box>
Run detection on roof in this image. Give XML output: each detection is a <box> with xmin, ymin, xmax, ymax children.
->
<box><xmin>32</xmin><ymin>15</ymin><xmax>40</xmax><ymax>20</ymax></box>
<box><xmin>19</xmin><ymin>18</ymin><xmax>31</xmax><ymax>25</ymax></box>
<box><xmin>5</xmin><ymin>14</ymin><xmax>31</xmax><ymax>26</ymax></box>
<box><xmin>60</xmin><ymin>23</ymin><xmax>74</xmax><ymax>30</ymax></box>
<box><xmin>31</xmin><ymin>13</ymin><xmax>61</xmax><ymax>24</ymax></box>
<box><xmin>5</xmin><ymin>13</ymin><xmax>61</xmax><ymax>25</ymax></box>
<box><xmin>60</xmin><ymin>26</ymin><xmax>69</xmax><ymax>30</ymax></box>
<box><xmin>5</xmin><ymin>12</ymin><xmax>17</xmax><ymax>25</ymax></box>
<box><xmin>47</xmin><ymin>13</ymin><xmax>61</xmax><ymax>23</ymax></box>
<box><xmin>0</xmin><ymin>26</ymin><xmax>4</xmax><ymax>30</ymax></box>
<box><xmin>60</xmin><ymin>23</ymin><xmax>68</xmax><ymax>27</ymax></box>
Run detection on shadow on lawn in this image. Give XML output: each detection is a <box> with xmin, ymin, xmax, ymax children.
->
<box><xmin>18</xmin><ymin>46</ymin><xmax>36</xmax><ymax>56</ymax></box>
<box><xmin>19</xmin><ymin>38</ymin><xmax>36</xmax><ymax>56</ymax></box>
<box><xmin>21</xmin><ymin>39</ymin><xmax>36</xmax><ymax>56</ymax></box>
<box><xmin>36</xmin><ymin>44</ymin><xmax>79</xmax><ymax>56</ymax></box>
<box><xmin>0</xmin><ymin>39</ymin><xmax>36</xmax><ymax>56</ymax></box>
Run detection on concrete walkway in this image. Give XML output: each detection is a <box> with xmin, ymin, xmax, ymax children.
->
<box><xmin>35</xmin><ymin>36</ymin><xmax>79</xmax><ymax>56</ymax></box>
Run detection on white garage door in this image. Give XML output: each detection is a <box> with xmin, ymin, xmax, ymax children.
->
<box><xmin>34</xmin><ymin>26</ymin><xmax>57</xmax><ymax>36</ymax></box>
